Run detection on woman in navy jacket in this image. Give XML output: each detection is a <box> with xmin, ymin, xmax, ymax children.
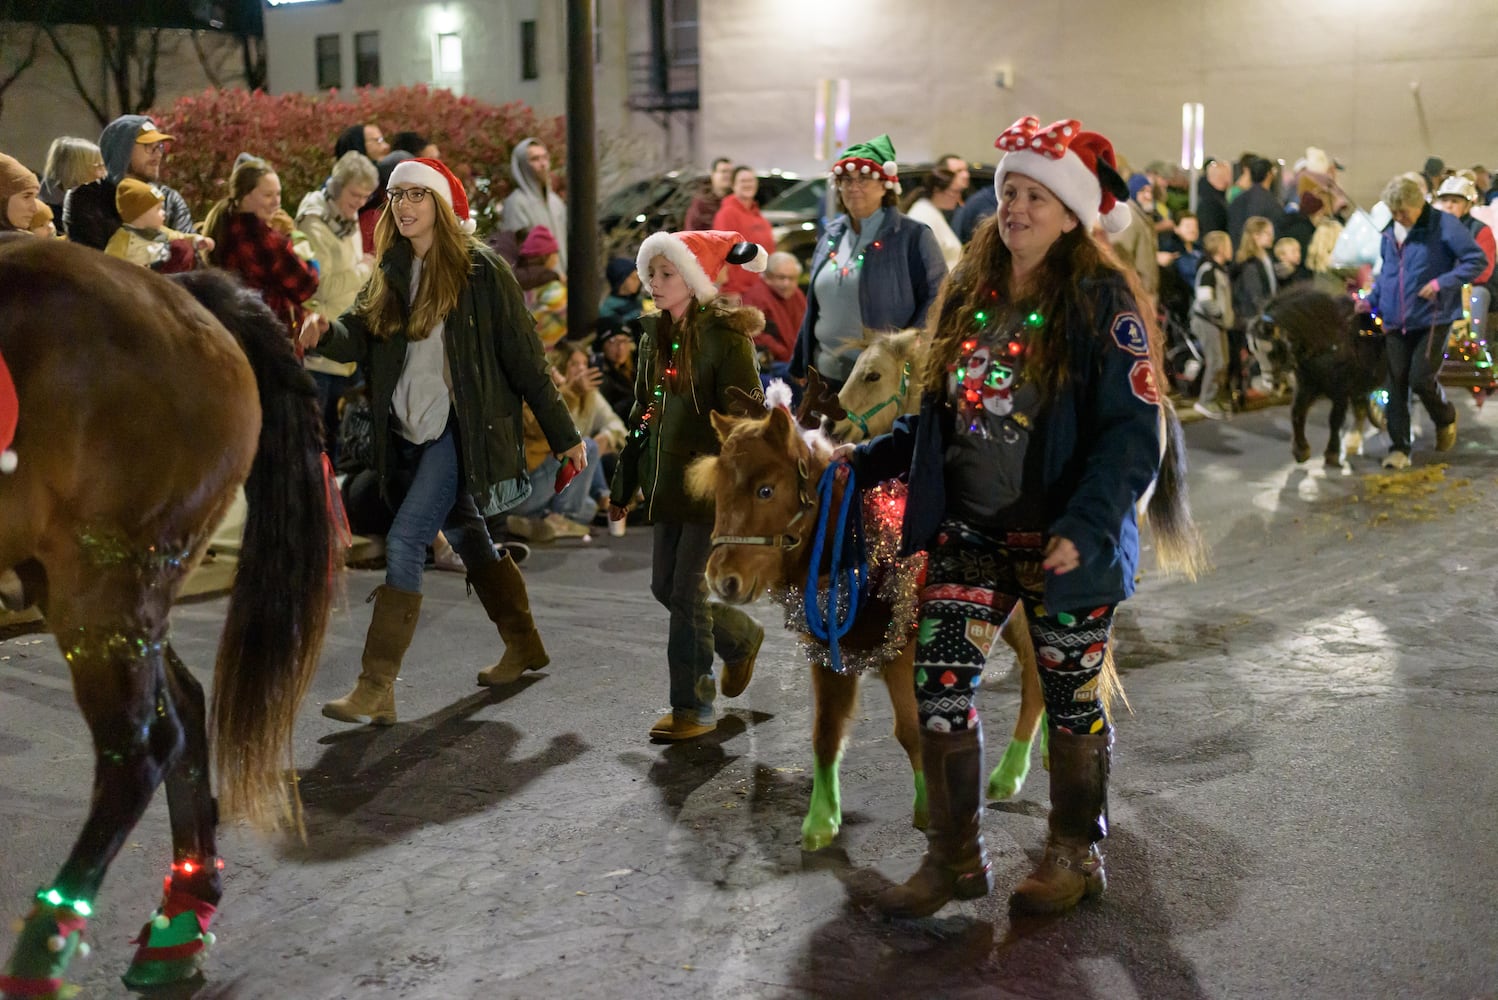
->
<box><xmin>1369</xmin><ymin>174</ymin><xmax>1485</xmax><ymax>468</ymax></box>
<box><xmin>853</xmin><ymin>117</ymin><xmax>1162</xmax><ymax>920</ymax></box>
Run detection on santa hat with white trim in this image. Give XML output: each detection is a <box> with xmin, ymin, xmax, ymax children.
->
<box><xmin>831</xmin><ymin>133</ymin><xmax>900</xmax><ymax>191</ymax></box>
<box><xmin>387</xmin><ymin>156</ymin><xmax>476</xmax><ymax>234</ymax></box>
<box><xmin>0</xmin><ymin>346</ymin><xmax>17</xmax><ymax>474</ymax></box>
<box><xmin>636</xmin><ymin>230</ymin><xmax>768</xmax><ymax>302</ymax></box>
<box><xmin>992</xmin><ymin>116</ymin><xmax>1133</xmax><ymax>234</ymax></box>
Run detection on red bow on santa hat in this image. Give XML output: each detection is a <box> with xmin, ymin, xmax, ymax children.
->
<box><xmin>994</xmin><ymin>116</ymin><xmax>1084</xmax><ymax>159</ymax></box>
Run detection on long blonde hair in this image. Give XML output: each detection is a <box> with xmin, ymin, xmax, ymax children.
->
<box><xmin>202</xmin><ymin>158</ymin><xmax>275</xmax><ymax>267</ymax></box>
<box><xmin>1236</xmin><ymin>217</ymin><xmax>1274</xmax><ymax>262</ymax></box>
<box><xmin>356</xmin><ymin>193</ymin><xmax>482</xmax><ymax>340</ymax></box>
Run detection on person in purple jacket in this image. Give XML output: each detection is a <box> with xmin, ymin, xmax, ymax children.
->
<box><xmin>1369</xmin><ymin>174</ymin><xmax>1486</xmax><ymax>469</ymax></box>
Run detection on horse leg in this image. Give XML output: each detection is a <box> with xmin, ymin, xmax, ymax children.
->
<box><xmin>878</xmin><ymin>641</ymin><xmax>926</xmax><ymax>830</ymax></box>
<box><xmin>1346</xmin><ymin>398</ymin><xmax>1368</xmax><ymax>457</ymax></box>
<box><xmin>801</xmin><ymin>660</ymin><xmax>859</xmax><ymax>851</ymax></box>
<box><xmin>1</xmin><ymin>584</ymin><xmax>180</xmax><ymax>998</ymax></box>
<box><xmin>120</xmin><ymin>644</ymin><xmax>223</xmax><ymax>989</ymax></box>
<box><xmin>1291</xmin><ymin>384</ymin><xmax>1314</xmax><ymax>463</ymax></box>
<box><xmin>987</xmin><ymin>605</ymin><xmax>1045</xmax><ymax>800</ymax></box>
<box><xmin>1325</xmin><ymin>395</ymin><xmax>1350</xmax><ymax>467</ymax></box>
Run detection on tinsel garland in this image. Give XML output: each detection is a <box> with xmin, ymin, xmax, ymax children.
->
<box><xmin>770</xmin><ymin>480</ymin><xmax>924</xmax><ymax>675</ymax></box>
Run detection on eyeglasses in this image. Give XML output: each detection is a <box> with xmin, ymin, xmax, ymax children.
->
<box><xmin>835</xmin><ymin>174</ymin><xmax>882</xmax><ymax>189</ymax></box>
<box><xmin>386</xmin><ymin>187</ymin><xmax>430</xmax><ymax>205</ymax></box>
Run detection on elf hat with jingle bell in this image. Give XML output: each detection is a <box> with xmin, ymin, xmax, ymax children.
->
<box><xmin>831</xmin><ymin>134</ymin><xmax>900</xmax><ymax>191</ymax></box>
<box><xmin>636</xmin><ymin>229</ymin><xmax>768</xmax><ymax>303</ymax></box>
<box><xmin>386</xmin><ymin>156</ymin><xmax>476</xmax><ymax>234</ymax></box>
<box><xmin>992</xmin><ymin>116</ymin><xmax>1133</xmax><ymax>234</ymax></box>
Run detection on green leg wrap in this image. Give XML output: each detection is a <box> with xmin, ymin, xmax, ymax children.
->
<box><xmin>1040</xmin><ymin>712</ymin><xmax>1050</xmax><ymax>770</ymax></box>
<box><xmin>0</xmin><ymin>893</ymin><xmax>91</xmax><ymax>1000</ymax></box>
<box><xmin>800</xmin><ymin>756</ymin><xmax>842</xmax><ymax>851</ymax></box>
<box><xmin>986</xmin><ymin>738</ymin><xmax>1032</xmax><ymax>801</ymax></box>
<box><xmin>911</xmin><ymin>769</ymin><xmax>929</xmax><ymax>830</ymax></box>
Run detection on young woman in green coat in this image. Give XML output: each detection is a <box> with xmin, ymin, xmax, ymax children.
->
<box><xmin>300</xmin><ymin>157</ymin><xmax>584</xmax><ymax>726</ymax></box>
<box><xmin>609</xmin><ymin>230</ymin><xmax>768</xmax><ymax>741</ymax></box>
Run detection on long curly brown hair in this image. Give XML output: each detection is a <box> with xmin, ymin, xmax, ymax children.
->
<box><xmin>921</xmin><ymin>215</ymin><xmax>1163</xmax><ymax>401</ymax></box>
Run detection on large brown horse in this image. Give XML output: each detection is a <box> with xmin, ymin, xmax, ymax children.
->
<box><xmin>0</xmin><ymin>237</ymin><xmax>336</xmax><ymax>997</ymax></box>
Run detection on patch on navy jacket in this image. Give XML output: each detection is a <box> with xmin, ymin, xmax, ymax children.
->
<box><xmin>1110</xmin><ymin>311</ymin><xmax>1149</xmax><ymax>357</ymax></box>
<box><xmin>1128</xmin><ymin>359</ymin><xmax>1160</xmax><ymax>405</ymax></box>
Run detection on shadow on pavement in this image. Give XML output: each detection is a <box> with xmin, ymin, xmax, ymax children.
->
<box><xmin>281</xmin><ymin>683</ymin><xmax>590</xmax><ymax>861</ymax></box>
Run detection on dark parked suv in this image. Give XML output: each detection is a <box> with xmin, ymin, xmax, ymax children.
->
<box><xmin>598</xmin><ymin>168</ymin><xmax>803</xmax><ymax>261</ymax></box>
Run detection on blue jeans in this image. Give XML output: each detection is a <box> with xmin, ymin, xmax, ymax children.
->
<box><xmin>509</xmin><ymin>436</ymin><xmax>600</xmax><ymax>523</ymax></box>
<box><xmin>384</xmin><ymin>423</ymin><xmax>499</xmax><ymax>592</ymax></box>
<box><xmin>1384</xmin><ymin>323</ymin><xmax>1455</xmax><ymax>454</ymax></box>
<box><xmin>650</xmin><ymin>521</ymin><xmax>763</xmax><ymax>722</ymax></box>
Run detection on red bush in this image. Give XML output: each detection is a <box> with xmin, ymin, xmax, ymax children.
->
<box><xmin>151</xmin><ymin>86</ymin><xmax>565</xmax><ymax>235</ymax></box>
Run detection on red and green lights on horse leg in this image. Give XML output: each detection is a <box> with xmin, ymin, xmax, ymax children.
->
<box><xmin>0</xmin><ymin>889</ymin><xmax>93</xmax><ymax>998</ymax></box>
<box><xmin>121</xmin><ymin>857</ymin><xmax>223</xmax><ymax>988</ymax></box>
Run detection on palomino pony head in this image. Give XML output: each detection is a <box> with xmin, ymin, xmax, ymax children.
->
<box><xmin>833</xmin><ymin>328</ymin><xmax>924</xmax><ymax>441</ymax></box>
<box><xmin>690</xmin><ymin>404</ymin><xmax>826</xmax><ymax>605</ymax></box>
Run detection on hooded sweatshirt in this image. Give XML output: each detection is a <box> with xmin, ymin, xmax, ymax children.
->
<box><xmin>64</xmin><ymin>114</ymin><xmax>194</xmax><ymax>249</ymax></box>
<box><xmin>500</xmin><ymin>138</ymin><xmax>568</xmax><ymax>270</ymax></box>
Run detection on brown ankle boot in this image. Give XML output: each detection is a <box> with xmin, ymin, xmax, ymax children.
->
<box><xmin>470</xmin><ymin>554</ymin><xmax>551</xmax><ymax>686</ymax></box>
<box><xmin>322</xmin><ymin>586</ymin><xmax>422</xmax><ymax>726</ymax></box>
<box><xmin>1009</xmin><ymin>728</ymin><xmax>1112</xmax><ymax>915</ymax></box>
<box><xmin>876</xmin><ymin>722</ymin><xmax>992</xmax><ymax>918</ymax></box>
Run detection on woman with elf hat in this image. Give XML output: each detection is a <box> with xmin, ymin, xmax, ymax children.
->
<box><xmin>300</xmin><ymin>156</ymin><xmax>585</xmax><ymax>726</ymax></box>
<box><xmin>846</xmin><ymin>116</ymin><xmax>1165</xmax><ymax>917</ymax></box>
<box><xmin>608</xmin><ymin>230</ymin><xmax>769</xmax><ymax>741</ymax></box>
<box><xmin>789</xmin><ymin>134</ymin><xmax>947</xmax><ymax>389</ymax></box>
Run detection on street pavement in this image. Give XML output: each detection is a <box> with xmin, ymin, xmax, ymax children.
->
<box><xmin>2</xmin><ymin>394</ymin><xmax>1497</xmax><ymax>1000</ymax></box>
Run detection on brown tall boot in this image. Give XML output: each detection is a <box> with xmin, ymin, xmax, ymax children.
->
<box><xmin>322</xmin><ymin>585</ymin><xmax>422</xmax><ymax>726</ymax></box>
<box><xmin>1009</xmin><ymin>728</ymin><xmax>1112</xmax><ymax>915</ymax></box>
<box><xmin>876</xmin><ymin>722</ymin><xmax>992</xmax><ymax>918</ymax></box>
<box><xmin>470</xmin><ymin>554</ymin><xmax>551</xmax><ymax>686</ymax></box>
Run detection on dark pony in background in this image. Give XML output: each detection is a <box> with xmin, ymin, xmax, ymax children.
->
<box><xmin>0</xmin><ymin>237</ymin><xmax>337</xmax><ymax>996</ymax></box>
<box><xmin>1247</xmin><ymin>284</ymin><xmax>1387</xmax><ymax>466</ymax></box>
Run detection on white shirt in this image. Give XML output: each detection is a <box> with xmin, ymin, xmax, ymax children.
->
<box><xmin>906</xmin><ymin>197</ymin><xmax>963</xmax><ymax>270</ymax></box>
<box><xmin>391</xmin><ymin>257</ymin><xmax>453</xmax><ymax>444</ymax></box>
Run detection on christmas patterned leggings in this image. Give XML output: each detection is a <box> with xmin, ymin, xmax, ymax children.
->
<box><xmin>914</xmin><ymin>521</ymin><xmax>1116</xmax><ymax>737</ymax></box>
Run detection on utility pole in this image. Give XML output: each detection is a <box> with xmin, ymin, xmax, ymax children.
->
<box><xmin>565</xmin><ymin>0</ymin><xmax>598</xmax><ymax>335</ymax></box>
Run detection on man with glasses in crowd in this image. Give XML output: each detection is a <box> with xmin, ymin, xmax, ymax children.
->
<box><xmin>65</xmin><ymin>115</ymin><xmax>195</xmax><ymax>250</ymax></box>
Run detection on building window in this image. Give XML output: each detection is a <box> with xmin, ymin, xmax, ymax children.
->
<box><xmin>437</xmin><ymin>32</ymin><xmax>463</xmax><ymax>75</ymax></box>
<box><xmin>520</xmin><ymin>20</ymin><xmax>538</xmax><ymax>81</ymax></box>
<box><xmin>354</xmin><ymin>31</ymin><xmax>380</xmax><ymax>87</ymax></box>
<box><xmin>667</xmin><ymin>0</ymin><xmax>697</xmax><ymax>66</ymax></box>
<box><xmin>315</xmin><ymin>33</ymin><xmax>341</xmax><ymax>90</ymax></box>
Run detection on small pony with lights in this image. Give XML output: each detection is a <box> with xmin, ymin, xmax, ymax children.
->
<box><xmin>0</xmin><ymin>237</ymin><xmax>338</xmax><ymax>998</ymax></box>
<box><xmin>688</xmin><ymin>374</ymin><xmax>1078</xmax><ymax>851</ymax></box>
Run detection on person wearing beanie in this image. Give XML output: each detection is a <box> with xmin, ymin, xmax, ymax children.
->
<box><xmin>599</xmin><ymin>256</ymin><xmax>645</xmax><ymax>323</ymax></box>
<box><xmin>104</xmin><ymin>177</ymin><xmax>214</xmax><ymax>271</ymax></box>
<box><xmin>500</xmin><ymin>138</ymin><xmax>568</xmax><ymax>269</ymax></box>
<box><xmin>1108</xmin><ymin>172</ymin><xmax>1161</xmax><ymax>295</ymax></box>
<box><xmin>64</xmin><ymin>115</ymin><xmax>195</xmax><ymax>250</ymax></box>
<box><xmin>592</xmin><ymin>315</ymin><xmax>641</xmax><ymax>424</ymax></box>
<box><xmin>0</xmin><ymin>153</ymin><xmax>40</xmax><ymax>233</ymax></box>
<box><xmin>710</xmin><ymin>165</ymin><xmax>776</xmax><ymax>297</ymax></box>
<box><xmin>300</xmin><ymin>154</ymin><xmax>584</xmax><ymax>726</ymax></box>
<box><xmin>850</xmin><ymin>115</ymin><xmax>1178</xmax><ymax>920</ymax></box>
<box><xmin>608</xmin><ymin>229</ymin><xmax>768</xmax><ymax>742</ymax></box>
<box><xmin>791</xmin><ymin>133</ymin><xmax>948</xmax><ymax>386</ymax></box>
<box><xmin>517</xmin><ymin>224</ymin><xmax>568</xmax><ymax>349</ymax></box>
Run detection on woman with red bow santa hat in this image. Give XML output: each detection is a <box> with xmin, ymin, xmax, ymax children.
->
<box><xmin>846</xmin><ymin>116</ymin><xmax>1176</xmax><ymax>917</ymax></box>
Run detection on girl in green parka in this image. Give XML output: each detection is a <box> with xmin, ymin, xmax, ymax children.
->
<box><xmin>300</xmin><ymin>157</ymin><xmax>585</xmax><ymax>726</ymax></box>
<box><xmin>609</xmin><ymin>230</ymin><xmax>769</xmax><ymax>741</ymax></box>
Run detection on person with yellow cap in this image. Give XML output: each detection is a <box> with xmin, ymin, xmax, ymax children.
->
<box><xmin>63</xmin><ymin>115</ymin><xmax>195</xmax><ymax>250</ymax></box>
<box><xmin>104</xmin><ymin>177</ymin><xmax>214</xmax><ymax>271</ymax></box>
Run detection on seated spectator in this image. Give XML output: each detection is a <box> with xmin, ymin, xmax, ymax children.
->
<box><xmin>553</xmin><ymin>339</ymin><xmax>627</xmax><ymax>511</ymax></box>
<box><xmin>600</xmin><ymin>257</ymin><xmax>644</xmax><ymax>323</ymax></box>
<box><xmin>0</xmin><ymin>154</ymin><xmax>40</xmax><ymax>233</ymax></box>
<box><xmin>202</xmin><ymin>157</ymin><xmax>320</xmax><ymax>340</ymax></box>
<box><xmin>39</xmin><ymin>137</ymin><xmax>103</xmax><ymax>237</ymax></box>
<box><xmin>519</xmin><ymin>224</ymin><xmax>568</xmax><ymax>348</ymax></box>
<box><xmin>737</xmin><ymin>250</ymin><xmax>805</xmax><ymax>368</ymax></box>
<box><xmin>593</xmin><ymin>316</ymin><xmax>640</xmax><ymax>425</ymax></box>
<box><xmin>65</xmin><ymin>115</ymin><xmax>193</xmax><ymax>250</ymax></box>
<box><xmin>1273</xmin><ymin>237</ymin><xmax>1311</xmax><ymax>287</ymax></box>
<box><xmin>105</xmin><ymin>178</ymin><xmax>213</xmax><ymax>271</ymax></box>
<box><xmin>28</xmin><ymin>201</ymin><xmax>57</xmax><ymax>238</ymax></box>
<box><xmin>504</xmin><ymin>360</ymin><xmax>603</xmax><ymax>542</ymax></box>
<box><xmin>390</xmin><ymin>131</ymin><xmax>440</xmax><ymax>159</ymax></box>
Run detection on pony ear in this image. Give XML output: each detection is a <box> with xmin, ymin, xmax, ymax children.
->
<box><xmin>764</xmin><ymin>401</ymin><xmax>798</xmax><ymax>447</ymax></box>
<box><xmin>709</xmin><ymin>409</ymin><xmax>740</xmax><ymax>441</ymax></box>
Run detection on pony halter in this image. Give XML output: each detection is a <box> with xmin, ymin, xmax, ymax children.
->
<box><xmin>843</xmin><ymin>360</ymin><xmax>912</xmax><ymax>439</ymax></box>
<box><xmin>710</xmin><ymin>456</ymin><xmax>815</xmax><ymax>551</ymax></box>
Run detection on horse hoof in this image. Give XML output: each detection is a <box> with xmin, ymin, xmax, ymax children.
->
<box><xmin>800</xmin><ymin>823</ymin><xmax>840</xmax><ymax>852</ymax></box>
<box><xmin>1292</xmin><ymin>445</ymin><xmax>1312</xmax><ymax>463</ymax></box>
<box><xmin>912</xmin><ymin>806</ymin><xmax>929</xmax><ymax>831</ymax></box>
<box><xmin>1324</xmin><ymin>453</ymin><xmax>1343</xmax><ymax>469</ymax></box>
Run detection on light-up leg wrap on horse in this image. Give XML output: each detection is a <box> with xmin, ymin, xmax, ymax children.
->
<box><xmin>0</xmin><ymin>890</ymin><xmax>92</xmax><ymax>1000</ymax></box>
<box><xmin>121</xmin><ymin>859</ymin><xmax>222</xmax><ymax>989</ymax></box>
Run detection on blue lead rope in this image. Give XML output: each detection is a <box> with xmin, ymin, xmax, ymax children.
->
<box><xmin>804</xmin><ymin>464</ymin><xmax>869</xmax><ymax>673</ymax></box>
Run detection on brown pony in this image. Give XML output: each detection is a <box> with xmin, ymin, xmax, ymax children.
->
<box><xmin>690</xmin><ymin>396</ymin><xmax>1064</xmax><ymax>853</ymax></box>
<box><xmin>0</xmin><ymin>237</ymin><xmax>336</xmax><ymax>996</ymax></box>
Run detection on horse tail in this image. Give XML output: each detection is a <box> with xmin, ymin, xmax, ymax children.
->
<box><xmin>1146</xmin><ymin>404</ymin><xmax>1209</xmax><ymax>580</ymax></box>
<box><xmin>1099</xmin><ymin>641</ymin><xmax>1130</xmax><ymax>720</ymax></box>
<box><xmin>172</xmin><ymin>271</ymin><xmax>338</xmax><ymax>832</ymax></box>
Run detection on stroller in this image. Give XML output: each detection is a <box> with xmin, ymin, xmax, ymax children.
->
<box><xmin>1161</xmin><ymin>306</ymin><xmax>1205</xmax><ymax>399</ymax></box>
